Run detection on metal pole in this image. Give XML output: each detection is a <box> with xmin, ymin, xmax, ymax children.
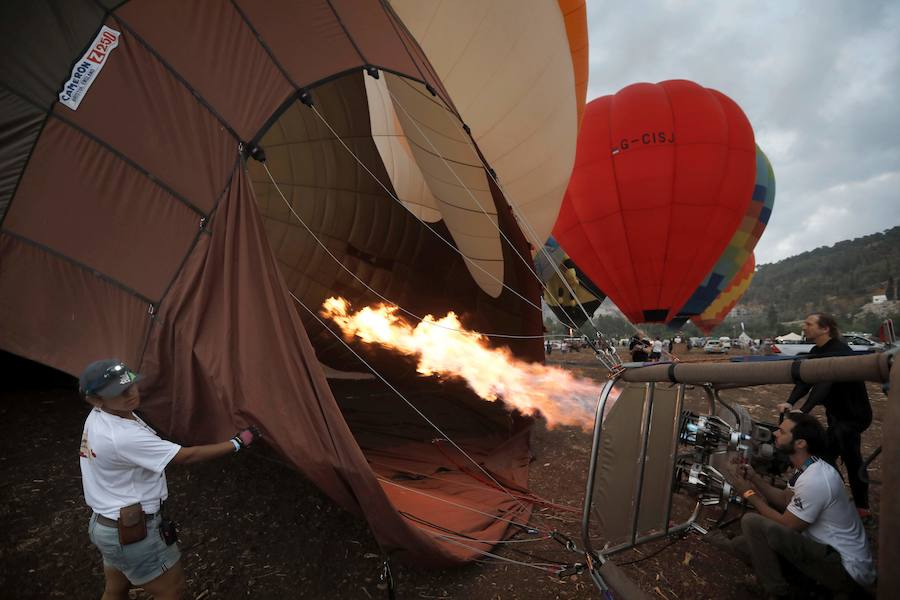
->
<box><xmin>581</xmin><ymin>377</ymin><xmax>619</xmax><ymax>558</ymax></box>
<box><xmin>662</xmin><ymin>385</ymin><xmax>685</xmax><ymax>534</ymax></box>
<box><xmin>629</xmin><ymin>383</ymin><xmax>656</xmax><ymax>546</ymax></box>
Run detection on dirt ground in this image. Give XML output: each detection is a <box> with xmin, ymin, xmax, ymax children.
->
<box><xmin>0</xmin><ymin>347</ymin><xmax>885</xmax><ymax>599</ymax></box>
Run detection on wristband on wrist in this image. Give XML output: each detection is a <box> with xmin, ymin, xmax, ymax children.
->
<box><xmin>742</xmin><ymin>489</ymin><xmax>756</xmax><ymax>500</ymax></box>
<box><xmin>230</xmin><ymin>438</ymin><xmax>241</xmax><ymax>452</ymax></box>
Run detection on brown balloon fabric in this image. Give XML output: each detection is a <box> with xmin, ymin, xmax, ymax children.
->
<box><xmin>0</xmin><ymin>1</ymin><xmax>542</xmax><ymax>566</ymax></box>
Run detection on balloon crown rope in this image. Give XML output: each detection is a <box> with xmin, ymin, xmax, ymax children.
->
<box><xmin>253</xmin><ymin>78</ymin><xmax>621</xmax><ymax>370</ymax></box>
<box><xmin>248</xmin><ymin>75</ymin><xmax>704</xmax><ymax>592</ymax></box>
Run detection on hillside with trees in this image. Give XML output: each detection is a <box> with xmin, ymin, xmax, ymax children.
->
<box><xmin>544</xmin><ymin>226</ymin><xmax>900</xmax><ymax>339</ymax></box>
<box><xmin>737</xmin><ymin>226</ymin><xmax>900</xmax><ymax>335</ymax></box>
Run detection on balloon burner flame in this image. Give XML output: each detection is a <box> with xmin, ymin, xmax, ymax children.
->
<box><xmin>321</xmin><ymin>297</ymin><xmax>618</xmax><ymax>430</ymax></box>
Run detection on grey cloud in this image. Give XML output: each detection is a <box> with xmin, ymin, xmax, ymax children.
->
<box><xmin>585</xmin><ymin>1</ymin><xmax>900</xmax><ymax>264</ymax></box>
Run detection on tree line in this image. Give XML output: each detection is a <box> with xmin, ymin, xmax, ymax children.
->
<box><xmin>544</xmin><ymin>226</ymin><xmax>900</xmax><ymax>340</ymax></box>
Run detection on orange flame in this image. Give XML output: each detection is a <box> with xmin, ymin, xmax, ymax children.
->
<box><xmin>321</xmin><ymin>297</ymin><xmax>617</xmax><ymax>430</ymax></box>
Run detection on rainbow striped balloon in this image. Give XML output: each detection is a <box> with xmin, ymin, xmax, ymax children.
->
<box><xmin>670</xmin><ymin>145</ymin><xmax>775</xmax><ymax>324</ymax></box>
<box><xmin>691</xmin><ymin>253</ymin><xmax>756</xmax><ymax>334</ymax></box>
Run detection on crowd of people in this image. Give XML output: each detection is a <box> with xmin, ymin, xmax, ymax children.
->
<box><xmin>628</xmin><ymin>334</ymin><xmax>673</xmax><ymax>362</ymax></box>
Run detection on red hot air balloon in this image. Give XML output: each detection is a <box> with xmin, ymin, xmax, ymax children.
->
<box><xmin>554</xmin><ymin>80</ymin><xmax>756</xmax><ymax>323</ymax></box>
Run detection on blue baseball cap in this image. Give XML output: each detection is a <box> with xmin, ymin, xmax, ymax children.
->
<box><xmin>79</xmin><ymin>359</ymin><xmax>143</xmax><ymax>398</ymax></box>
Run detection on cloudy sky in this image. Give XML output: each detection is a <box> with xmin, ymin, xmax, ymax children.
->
<box><xmin>585</xmin><ymin>1</ymin><xmax>900</xmax><ymax>264</ymax></box>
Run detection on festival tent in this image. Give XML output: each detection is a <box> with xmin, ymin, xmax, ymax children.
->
<box><xmin>0</xmin><ymin>0</ymin><xmax>584</xmax><ymax>566</ymax></box>
<box><xmin>776</xmin><ymin>332</ymin><xmax>805</xmax><ymax>342</ymax></box>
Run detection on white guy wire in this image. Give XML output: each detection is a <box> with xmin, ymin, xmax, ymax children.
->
<box><xmin>289</xmin><ymin>290</ymin><xmax>536</xmax><ymax>518</ymax></box>
<box><xmin>431</xmin><ymin>534</ymin><xmax>562</xmax><ymax>573</ymax></box>
<box><xmin>386</xmin><ymin>77</ymin><xmax>605</xmax><ymax>344</ymax></box>
<box><xmin>262</xmin><ymin>162</ymin><xmax>540</xmax><ymax>340</ymax></box>
<box><xmin>308</xmin><ymin>104</ymin><xmax>545</xmax><ymax>316</ymax></box>
<box><xmin>386</xmin><ymin>80</ymin><xmax>622</xmax><ymax>368</ymax></box>
<box><xmin>376</xmin><ymin>476</ymin><xmax>541</xmax><ymax>534</ymax></box>
<box><xmin>383</xmin><ymin>86</ymin><xmax>584</xmax><ymax>327</ymax></box>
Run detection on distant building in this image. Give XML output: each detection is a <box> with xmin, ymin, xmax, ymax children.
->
<box><xmin>873</xmin><ymin>294</ymin><xmax>888</xmax><ymax>304</ymax></box>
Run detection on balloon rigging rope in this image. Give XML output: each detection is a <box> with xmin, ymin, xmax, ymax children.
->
<box><xmin>265</xmin><ymin>160</ymin><xmax>589</xmax><ymax>536</ymax></box>
<box><xmin>430</xmin><ymin>535</ymin><xmax>564</xmax><ymax>573</ymax></box>
<box><xmin>268</xmin><ymin>98</ymin><xmax>621</xmax><ymax>534</ymax></box>
<box><xmin>386</xmin><ymin>81</ymin><xmax>621</xmax><ymax>369</ymax></box>
<box><xmin>434</xmin><ymin>533</ymin><xmax>555</xmax><ymax>547</ymax></box>
<box><xmin>380</xmin><ymin>86</ymin><xmax>604</xmax><ymax>342</ymax></box>
<box><xmin>363</xmin><ymin>457</ymin><xmax>581</xmax><ymax>526</ymax></box>
<box><xmin>287</xmin><ymin>289</ymin><xmax>535</xmax><ymax>517</ymax></box>
<box><xmin>306</xmin><ymin>106</ymin><xmax>546</xmax><ymax>318</ymax></box>
<box><xmin>307</xmin><ymin>99</ymin><xmax>619</xmax><ymax>370</ymax></box>
<box><xmin>262</xmin><ymin>162</ymin><xmax>538</xmax><ymax>340</ymax></box>
<box><xmin>383</xmin><ymin>87</ymin><xmax>560</xmax><ymax>305</ymax></box>
<box><xmin>246</xmin><ymin>446</ymin><xmax>582</xmax><ymax>555</ymax></box>
<box><xmin>391</xmin><ymin>78</ymin><xmax>615</xmax><ymax>347</ymax></box>
<box><xmin>377</xmin><ymin>476</ymin><xmax>538</xmax><ymax>533</ymax></box>
<box><xmin>307</xmin><ymin>99</ymin><xmax>620</xmax><ymax>367</ymax></box>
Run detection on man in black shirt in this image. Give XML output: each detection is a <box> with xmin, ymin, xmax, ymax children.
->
<box><xmin>777</xmin><ymin>313</ymin><xmax>872</xmax><ymax>517</ymax></box>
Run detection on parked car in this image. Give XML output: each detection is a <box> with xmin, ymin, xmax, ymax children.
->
<box><xmin>769</xmin><ymin>335</ymin><xmax>884</xmax><ymax>356</ymax></box>
<box><xmin>718</xmin><ymin>336</ymin><xmax>732</xmax><ymax>351</ymax></box>
<box><xmin>704</xmin><ymin>339</ymin><xmax>724</xmax><ymax>353</ymax></box>
<box><xmin>845</xmin><ymin>334</ymin><xmax>884</xmax><ymax>349</ymax></box>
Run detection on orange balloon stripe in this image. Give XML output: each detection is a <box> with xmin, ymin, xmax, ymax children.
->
<box><xmin>558</xmin><ymin>0</ymin><xmax>589</xmax><ymax>126</ymax></box>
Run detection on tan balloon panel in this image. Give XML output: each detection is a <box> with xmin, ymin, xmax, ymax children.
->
<box><xmin>364</xmin><ymin>74</ymin><xmax>442</xmax><ymax>223</ymax></box>
<box><xmin>383</xmin><ymin>73</ymin><xmax>503</xmax><ymax>297</ymax></box>
<box><xmin>388</xmin><ymin>0</ymin><xmax>579</xmax><ymax>249</ymax></box>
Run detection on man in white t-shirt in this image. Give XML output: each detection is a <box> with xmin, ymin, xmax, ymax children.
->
<box><xmin>713</xmin><ymin>412</ymin><xmax>876</xmax><ymax>598</ymax></box>
<box><xmin>79</xmin><ymin>359</ymin><xmax>262</xmax><ymax>600</ymax></box>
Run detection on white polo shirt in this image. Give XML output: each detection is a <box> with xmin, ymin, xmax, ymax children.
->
<box><xmin>79</xmin><ymin>408</ymin><xmax>181</xmax><ymax>519</ymax></box>
<box><xmin>788</xmin><ymin>459</ymin><xmax>876</xmax><ymax>586</ymax></box>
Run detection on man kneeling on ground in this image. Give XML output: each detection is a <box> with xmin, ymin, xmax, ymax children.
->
<box><xmin>714</xmin><ymin>412</ymin><xmax>876</xmax><ymax>599</ymax></box>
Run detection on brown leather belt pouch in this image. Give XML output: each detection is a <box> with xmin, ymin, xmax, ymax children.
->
<box><xmin>117</xmin><ymin>503</ymin><xmax>148</xmax><ymax>545</ymax></box>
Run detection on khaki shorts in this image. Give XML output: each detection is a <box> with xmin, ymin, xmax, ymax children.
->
<box><xmin>88</xmin><ymin>512</ymin><xmax>181</xmax><ymax>585</ymax></box>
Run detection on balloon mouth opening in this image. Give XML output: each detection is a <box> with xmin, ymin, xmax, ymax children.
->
<box><xmin>642</xmin><ymin>309</ymin><xmax>669</xmax><ymax>322</ymax></box>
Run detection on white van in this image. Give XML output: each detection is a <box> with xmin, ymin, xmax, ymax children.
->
<box><xmin>718</xmin><ymin>336</ymin><xmax>732</xmax><ymax>351</ymax></box>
